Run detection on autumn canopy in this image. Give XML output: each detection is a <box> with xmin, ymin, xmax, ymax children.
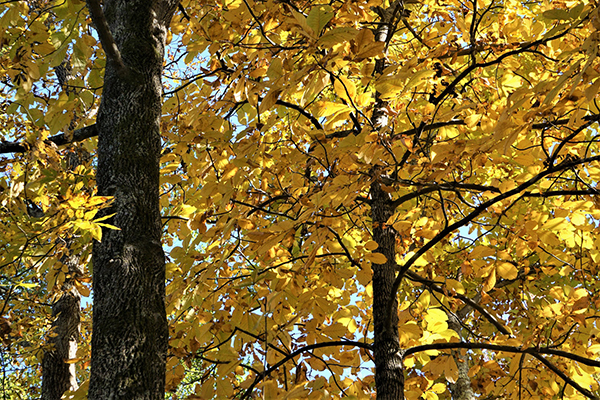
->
<box><xmin>2</xmin><ymin>0</ymin><xmax>600</xmax><ymax>399</ymax></box>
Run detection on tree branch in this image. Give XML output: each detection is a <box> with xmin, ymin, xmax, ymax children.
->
<box><xmin>430</xmin><ymin>27</ymin><xmax>572</xmax><ymax>105</ymax></box>
<box><xmin>389</xmin><ymin>113</ymin><xmax>600</xmax><ymax>142</ymax></box>
<box><xmin>0</xmin><ymin>124</ymin><xmax>98</xmax><ymax>155</ymax></box>
<box><xmin>240</xmin><ymin>340</ymin><xmax>372</xmax><ymax>400</ymax></box>
<box><xmin>86</xmin><ymin>0</ymin><xmax>129</xmax><ymax>78</ymax></box>
<box><xmin>385</xmin><ymin>154</ymin><xmax>600</xmax><ymax>334</ymax></box>
<box><xmin>276</xmin><ymin>99</ymin><xmax>323</xmax><ymax>130</ymax></box>
<box><xmin>405</xmin><ymin>270</ymin><xmax>510</xmax><ymax>335</ymax></box>
<box><xmin>405</xmin><ymin>341</ymin><xmax>600</xmax><ymax>368</ymax></box>
<box><xmin>530</xmin><ymin>353</ymin><xmax>598</xmax><ymax>399</ymax></box>
<box><xmin>406</xmin><ymin>341</ymin><xmax>600</xmax><ymax>398</ymax></box>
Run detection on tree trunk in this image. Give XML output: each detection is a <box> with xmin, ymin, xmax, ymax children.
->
<box><xmin>42</xmin><ymin>147</ymin><xmax>89</xmax><ymax>400</ymax></box>
<box><xmin>371</xmin><ymin>3</ymin><xmax>405</xmax><ymax>399</ymax></box>
<box><xmin>448</xmin><ymin>315</ymin><xmax>476</xmax><ymax>400</ymax></box>
<box><xmin>87</xmin><ymin>1</ymin><xmax>177</xmax><ymax>398</ymax></box>
<box><xmin>371</xmin><ymin>182</ymin><xmax>404</xmax><ymax>399</ymax></box>
<box><xmin>41</xmin><ymin>252</ymin><xmax>81</xmax><ymax>400</ymax></box>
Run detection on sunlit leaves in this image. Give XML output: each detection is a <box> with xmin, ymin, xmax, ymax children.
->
<box><xmin>5</xmin><ymin>0</ymin><xmax>600</xmax><ymax>397</ymax></box>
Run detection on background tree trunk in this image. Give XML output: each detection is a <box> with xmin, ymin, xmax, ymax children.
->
<box><xmin>448</xmin><ymin>315</ymin><xmax>476</xmax><ymax>400</ymax></box>
<box><xmin>41</xmin><ymin>62</ymin><xmax>84</xmax><ymax>400</ymax></box>
<box><xmin>87</xmin><ymin>1</ymin><xmax>177</xmax><ymax>398</ymax></box>
<box><xmin>41</xmin><ymin>252</ymin><xmax>81</xmax><ymax>400</ymax></box>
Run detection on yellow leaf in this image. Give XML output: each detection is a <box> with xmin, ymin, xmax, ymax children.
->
<box><xmin>323</xmin><ymin>322</ymin><xmax>346</xmax><ymax>338</ymax></box>
<box><xmin>317</xmin><ymin>27</ymin><xmax>359</xmax><ymax>47</ymax></box>
<box><xmin>542</xmin><ymin>217</ymin><xmax>572</xmax><ymax>232</ymax></box>
<box><xmin>364</xmin><ymin>240</ymin><xmax>379</xmax><ymax>250</ymax></box>
<box><xmin>366</xmin><ymin>252</ymin><xmax>387</xmax><ymax>264</ymax></box>
<box><xmin>499</xmin><ymin>180</ymin><xmax>517</xmax><ymax>193</ymax></box>
<box><xmin>261</xmin><ymin>88</ymin><xmax>282</xmax><ymax>111</ymax></box>
<box><xmin>543</xmin><ymin>9</ymin><xmax>570</xmax><ymax>20</ymax></box>
<box><xmin>291</xmin><ymin>9</ymin><xmax>315</xmax><ymax>39</ymax></box>
<box><xmin>446</xmin><ymin>279</ymin><xmax>465</xmax><ymax>294</ymax></box>
<box><xmin>465</xmin><ymin>114</ymin><xmax>481</xmax><ymax>129</ymax></box>
<box><xmin>497</xmin><ymin>262</ymin><xmax>518</xmax><ymax>280</ymax></box>
<box><xmin>405</xmin><ymin>69</ymin><xmax>435</xmax><ymax>92</ymax></box>
<box><xmin>313</xmin><ymin>101</ymin><xmax>350</xmax><ymax>117</ymax></box>
<box><xmin>393</xmin><ymin>220</ymin><xmax>413</xmax><ymax>232</ymax></box>
<box><xmin>483</xmin><ymin>267</ymin><xmax>496</xmax><ymax>292</ymax></box>
<box><xmin>160</xmin><ymin>162</ymin><xmax>179</xmax><ymax>174</ymax></box>
<box><xmin>431</xmin><ymin>382</ymin><xmax>446</xmax><ymax>394</ymax></box>
<box><xmin>353</xmin><ymin>29</ymin><xmax>385</xmax><ymax>60</ymax></box>
<box><xmin>237</xmin><ymin>218</ymin><xmax>254</xmax><ymax>229</ymax></box>
<box><xmin>501</xmin><ymin>72</ymin><xmax>522</xmax><ymax>90</ymax></box>
<box><xmin>424</xmin><ymin>308</ymin><xmax>448</xmax><ymax>333</ymax></box>
<box><xmin>445</xmin><ymin>356</ymin><xmax>459</xmax><ymax>383</ymax></box>
<box><xmin>333</xmin><ymin>76</ymin><xmax>356</xmax><ymax>102</ymax></box>
<box><xmin>585</xmin><ymin>78</ymin><xmax>600</xmax><ymax>102</ymax></box>
<box><xmin>90</xmin><ymin>225</ymin><xmax>102</xmax><ymax>242</ymax></box>
<box><xmin>74</xmin><ymin>280</ymin><xmax>91</xmax><ymax>297</ymax></box>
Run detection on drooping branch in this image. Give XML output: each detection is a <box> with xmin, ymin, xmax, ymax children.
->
<box><xmin>531</xmin><ymin>353</ymin><xmax>598</xmax><ymax>399</ymax></box>
<box><xmin>404</xmin><ymin>341</ymin><xmax>600</xmax><ymax>399</ymax></box>
<box><xmin>385</xmin><ymin>154</ymin><xmax>600</xmax><ymax>334</ymax></box>
<box><xmin>328</xmin><ymin>112</ymin><xmax>600</xmax><ymax>144</ymax></box>
<box><xmin>86</xmin><ymin>0</ymin><xmax>130</xmax><ymax>78</ymax></box>
<box><xmin>430</xmin><ymin>27</ymin><xmax>573</xmax><ymax>105</ymax></box>
<box><xmin>405</xmin><ymin>341</ymin><xmax>600</xmax><ymax>369</ymax></box>
<box><xmin>389</xmin><ymin>182</ymin><xmax>500</xmax><ymax>210</ymax></box>
<box><xmin>240</xmin><ymin>340</ymin><xmax>372</xmax><ymax>399</ymax></box>
<box><xmin>405</xmin><ymin>270</ymin><xmax>510</xmax><ymax>335</ymax></box>
<box><xmin>276</xmin><ymin>99</ymin><xmax>323</xmax><ymax>130</ymax></box>
<box><xmin>0</xmin><ymin>124</ymin><xmax>98</xmax><ymax>155</ymax></box>
<box><xmin>388</xmin><ymin>181</ymin><xmax>599</xmax><ymax>211</ymax></box>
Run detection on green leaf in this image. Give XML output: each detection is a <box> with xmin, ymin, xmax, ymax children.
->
<box><xmin>543</xmin><ymin>9</ymin><xmax>571</xmax><ymax>20</ymax></box>
<box><xmin>307</xmin><ymin>5</ymin><xmax>334</xmax><ymax>36</ymax></box>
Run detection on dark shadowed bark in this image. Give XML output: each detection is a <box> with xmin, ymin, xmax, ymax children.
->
<box><xmin>86</xmin><ymin>1</ymin><xmax>178</xmax><ymax>399</ymax></box>
<box><xmin>370</xmin><ymin>182</ymin><xmax>404</xmax><ymax>400</ymax></box>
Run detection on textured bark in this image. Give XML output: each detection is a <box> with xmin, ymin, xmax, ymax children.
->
<box><xmin>87</xmin><ymin>1</ymin><xmax>177</xmax><ymax>399</ymax></box>
<box><xmin>41</xmin><ymin>252</ymin><xmax>81</xmax><ymax>400</ymax></box>
<box><xmin>370</xmin><ymin>182</ymin><xmax>404</xmax><ymax>400</ymax></box>
<box><xmin>447</xmin><ymin>315</ymin><xmax>476</xmax><ymax>400</ymax></box>
<box><xmin>371</xmin><ymin>2</ymin><xmax>405</xmax><ymax>398</ymax></box>
<box><xmin>42</xmin><ymin>147</ymin><xmax>89</xmax><ymax>400</ymax></box>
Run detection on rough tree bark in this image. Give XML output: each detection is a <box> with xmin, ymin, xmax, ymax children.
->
<box><xmin>41</xmin><ymin>251</ymin><xmax>81</xmax><ymax>400</ymax></box>
<box><xmin>371</xmin><ymin>182</ymin><xmax>404</xmax><ymax>399</ymax></box>
<box><xmin>370</xmin><ymin>2</ymin><xmax>405</xmax><ymax>399</ymax></box>
<box><xmin>41</xmin><ymin>63</ymin><xmax>84</xmax><ymax>400</ymax></box>
<box><xmin>85</xmin><ymin>1</ymin><xmax>178</xmax><ymax>398</ymax></box>
<box><xmin>447</xmin><ymin>315</ymin><xmax>476</xmax><ymax>400</ymax></box>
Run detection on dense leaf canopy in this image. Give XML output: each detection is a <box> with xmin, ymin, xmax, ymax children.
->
<box><xmin>2</xmin><ymin>0</ymin><xmax>600</xmax><ymax>398</ymax></box>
